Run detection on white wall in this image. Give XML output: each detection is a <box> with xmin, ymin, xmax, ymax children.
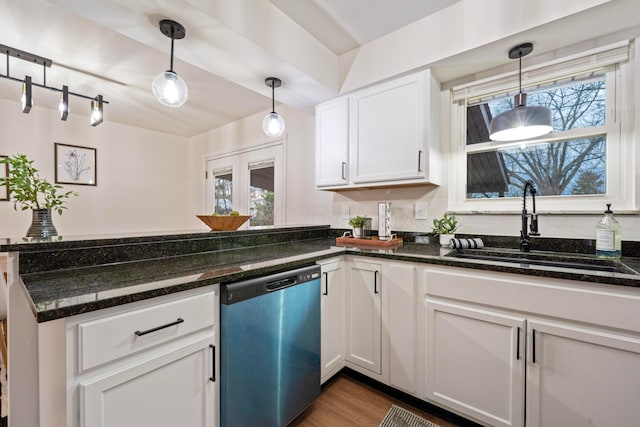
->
<box><xmin>0</xmin><ymin>99</ymin><xmax>191</xmax><ymax>237</ymax></box>
<box><xmin>187</xmin><ymin>38</ymin><xmax>640</xmax><ymax>242</ymax></box>
<box><xmin>187</xmin><ymin>105</ymin><xmax>335</xmax><ymax>229</ymax></box>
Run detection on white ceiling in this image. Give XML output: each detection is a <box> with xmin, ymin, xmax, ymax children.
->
<box><xmin>269</xmin><ymin>0</ymin><xmax>461</xmax><ymax>55</ymax></box>
<box><xmin>0</xmin><ymin>0</ymin><xmax>637</xmax><ymax>137</ymax></box>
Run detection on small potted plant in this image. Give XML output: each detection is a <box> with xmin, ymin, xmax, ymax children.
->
<box><xmin>348</xmin><ymin>215</ymin><xmax>366</xmax><ymax>238</ymax></box>
<box><xmin>0</xmin><ymin>154</ymin><xmax>78</xmax><ymax>238</ymax></box>
<box><xmin>431</xmin><ymin>213</ymin><xmax>459</xmax><ymax>247</ymax></box>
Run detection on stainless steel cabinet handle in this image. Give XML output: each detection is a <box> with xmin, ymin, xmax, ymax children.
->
<box><xmin>134</xmin><ymin>318</ymin><xmax>184</xmax><ymax>336</ymax></box>
<box><xmin>417</xmin><ymin>150</ymin><xmax>423</xmax><ymax>172</ymax></box>
<box><xmin>341</xmin><ymin>162</ymin><xmax>347</xmax><ymax>180</ymax></box>
<box><xmin>323</xmin><ymin>272</ymin><xmax>329</xmax><ymax>296</ymax></box>
<box><xmin>209</xmin><ymin>344</ymin><xmax>216</xmax><ymax>382</ymax></box>
<box><xmin>374</xmin><ymin>271</ymin><xmax>379</xmax><ymax>294</ymax></box>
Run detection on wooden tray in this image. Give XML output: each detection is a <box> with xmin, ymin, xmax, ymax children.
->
<box><xmin>336</xmin><ymin>235</ymin><xmax>403</xmax><ymax>248</ymax></box>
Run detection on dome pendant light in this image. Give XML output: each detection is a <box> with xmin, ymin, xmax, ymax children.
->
<box><xmin>262</xmin><ymin>77</ymin><xmax>285</xmax><ymax>138</ymax></box>
<box><xmin>152</xmin><ymin>19</ymin><xmax>188</xmax><ymax>108</ymax></box>
<box><xmin>489</xmin><ymin>43</ymin><xmax>553</xmax><ymax>142</ymax></box>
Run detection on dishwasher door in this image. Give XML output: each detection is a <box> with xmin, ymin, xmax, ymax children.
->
<box><xmin>220</xmin><ymin>265</ymin><xmax>321</xmax><ymax>427</ymax></box>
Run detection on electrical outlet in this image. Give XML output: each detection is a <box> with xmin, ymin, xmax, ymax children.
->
<box><xmin>342</xmin><ymin>206</ymin><xmax>350</xmax><ymax>220</ymax></box>
<box><xmin>414</xmin><ymin>202</ymin><xmax>427</xmax><ymax>220</ymax></box>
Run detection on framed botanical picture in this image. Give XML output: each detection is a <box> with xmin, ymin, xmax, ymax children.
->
<box><xmin>55</xmin><ymin>143</ymin><xmax>97</xmax><ymax>186</ymax></box>
<box><xmin>0</xmin><ymin>155</ymin><xmax>8</xmax><ymax>201</ymax></box>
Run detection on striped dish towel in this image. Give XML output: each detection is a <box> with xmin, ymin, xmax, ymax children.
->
<box><xmin>449</xmin><ymin>238</ymin><xmax>484</xmax><ymax>249</ymax></box>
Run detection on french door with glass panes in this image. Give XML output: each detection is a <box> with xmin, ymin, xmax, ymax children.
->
<box><xmin>206</xmin><ymin>144</ymin><xmax>285</xmax><ymax>228</ymax></box>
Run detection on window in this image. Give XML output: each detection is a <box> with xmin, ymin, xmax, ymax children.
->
<box><xmin>450</xmin><ymin>42</ymin><xmax>633</xmax><ymax>213</ymax></box>
<box><xmin>248</xmin><ymin>160</ymin><xmax>275</xmax><ymax>226</ymax></box>
<box><xmin>206</xmin><ymin>143</ymin><xmax>285</xmax><ymax>227</ymax></box>
<box><xmin>213</xmin><ymin>167</ymin><xmax>233</xmax><ymax>214</ymax></box>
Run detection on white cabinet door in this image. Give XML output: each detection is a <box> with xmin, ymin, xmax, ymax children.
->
<box><xmin>527</xmin><ymin>319</ymin><xmax>640</xmax><ymax>427</ymax></box>
<box><xmin>81</xmin><ymin>336</ymin><xmax>217</xmax><ymax>427</ymax></box>
<box><xmin>315</xmin><ymin>97</ymin><xmax>349</xmax><ymax>187</ymax></box>
<box><xmin>425</xmin><ymin>300</ymin><xmax>525</xmax><ymax>427</ymax></box>
<box><xmin>351</xmin><ymin>70</ymin><xmax>439</xmax><ymax>184</ymax></box>
<box><xmin>346</xmin><ymin>259</ymin><xmax>382</xmax><ymax>375</ymax></box>
<box><xmin>385</xmin><ymin>262</ymin><xmax>418</xmax><ymax>395</ymax></box>
<box><xmin>320</xmin><ymin>259</ymin><xmax>346</xmax><ymax>383</ymax></box>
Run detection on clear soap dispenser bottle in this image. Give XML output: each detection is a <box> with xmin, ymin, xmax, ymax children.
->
<box><xmin>596</xmin><ymin>204</ymin><xmax>621</xmax><ymax>259</ymax></box>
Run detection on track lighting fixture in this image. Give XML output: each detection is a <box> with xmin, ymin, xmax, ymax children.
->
<box><xmin>262</xmin><ymin>77</ymin><xmax>285</xmax><ymax>138</ymax></box>
<box><xmin>21</xmin><ymin>75</ymin><xmax>33</xmax><ymax>113</ymax></box>
<box><xmin>90</xmin><ymin>95</ymin><xmax>103</xmax><ymax>127</ymax></box>
<box><xmin>1</xmin><ymin>43</ymin><xmax>107</xmax><ymax>126</ymax></box>
<box><xmin>489</xmin><ymin>43</ymin><xmax>553</xmax><ymax>141</ymax></box>
<box><xmin>152</xmin><ymin>19</ymin><xmax>188</xmax><ymax>107</ymax></box>
<box><xmin>59</xmin><ymin>85</ymin><xmax>69</xmax><ymax>121</ymax></box>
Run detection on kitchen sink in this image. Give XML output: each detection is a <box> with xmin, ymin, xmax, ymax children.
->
<box><xmin>446</xmin><ymin>248</ymin><xmax>639</xmax><ymax>275</ymax></box>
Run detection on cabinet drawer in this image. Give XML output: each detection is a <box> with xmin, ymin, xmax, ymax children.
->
<box><xmin>78</xmin><ymin>291</ymin><xmax>215</xmax><ymax>372</ymax></box>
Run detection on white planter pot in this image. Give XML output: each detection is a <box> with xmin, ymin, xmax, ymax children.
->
<box><xmin>439</xmin><ymin>234</ymin><xmax>455</xmax><ymax>247</ymax></box>
<box><xmin>353</xmin><ymin>227</ymin><xmax>363</xmax><ymax>238</ymax></box>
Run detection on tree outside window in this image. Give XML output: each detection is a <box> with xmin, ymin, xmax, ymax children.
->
<box><xmin>466</xmin><ymin>77</ymin><xmax>607</xmax><ymax>199</ymax></box>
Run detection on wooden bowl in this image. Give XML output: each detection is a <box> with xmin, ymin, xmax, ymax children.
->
<box><xmin>196</xmin><ymin>215</ymin><xmax>250</xmax><ymax>231</ymax></box>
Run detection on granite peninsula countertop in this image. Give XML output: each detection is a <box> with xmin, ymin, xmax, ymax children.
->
<box><xmin>4</xmin><ymin>228</ymin><xmax>640</xmax><ymax>323</ymax></box>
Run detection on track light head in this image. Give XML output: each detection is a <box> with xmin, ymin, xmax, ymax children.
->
<box><xmin>59</xmin><ymin>85</ymin><xmax>69</xmax><ymax>121</ymax></box>
<box><xmin>90</xmin><ymin>95</ymin><xmax>103</xmax><ymax>127</ymax></box>
<box><xmin>21</xmin><ymin>76</ymin><xmax>33</xmax><ymax>113</ymax></box>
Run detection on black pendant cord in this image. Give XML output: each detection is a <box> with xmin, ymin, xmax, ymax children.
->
<box><xmin>518</xmin><ymin>52</ymin><xmax>523</xmax><ymax>95</ymax></box>
<box><xmin>271</xmin><ymin>82</ymin><xmax>276</xmax><ymax>113</ymax></box>
<box><xmin>169</xmin><ymin>35</ymin><xmax>175</xmax><ymax>72</ymax></box>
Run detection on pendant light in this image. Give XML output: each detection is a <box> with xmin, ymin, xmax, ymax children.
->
<box><xmin>489</xmin><ymin>43</ymin><xmax>553</xmax><ymax>142</ymax></box>
<box><xmin>152</xmin><ymin>19</ymin><xmax>188</xmax><ymax>108</ymax></box>
<box><xmin>262</xmin><ymin>77</ymin><xmax>285</xmax><ymax>138</ymax></box>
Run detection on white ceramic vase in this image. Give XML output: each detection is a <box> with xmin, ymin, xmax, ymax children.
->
<box><xmin>439</xmin><ymin>233</ymin><xmax>455</xmax><ymax>247</ymax></box>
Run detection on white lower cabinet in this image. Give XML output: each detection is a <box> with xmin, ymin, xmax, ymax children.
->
<box><xmin>341</xmin><ymin>258</ymin><xmax>421</xmax><ymax>393</ymax></box>
<box><xmin>385</xmin><ymin>261</ymin><xmax>420</xmax><ymax>395</ymax></box>
<box><xmin>345</xmin><ymin>258</ymin><xmax>383</xmax><ymax>377</ymax></box>
<box><xmin>81</xmin><ymin>337</ymin><xmax>216</xmax><ymax>427</ymax></box>
<box><xmin>318</xmin><ymin>258</ymin><xmax>346</xmax><ymax>383</ymax></box>
<box><xmin>526</xmin><ymin>319</ymin><xmax>640</xmax><ymax>427</ymax></box>
<box><xmin>425</xmin><ymin>299</ymin><xmax>525</xmax><ymax>427</ymax></box>
<box><xmin>67</xmin><ymin>285</ymin><xmax>220</xmax><ymax>427</ymax></box>
<box><xmin>424</xmin><ymin>266</ymin><xmax>640</xmax><ymax>427</ymax></box>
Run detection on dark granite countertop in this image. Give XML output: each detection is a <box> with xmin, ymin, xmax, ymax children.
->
<box><xmin>8</xmin><ymin>228</ymin><xmax>640</xmax><ymax>323</ymax></box>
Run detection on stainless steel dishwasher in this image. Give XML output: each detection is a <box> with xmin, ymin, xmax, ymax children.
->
<box><xmin>220</xmin><ymin>264</ymin><xmax>321</xmax><ymax>427</ymax></box>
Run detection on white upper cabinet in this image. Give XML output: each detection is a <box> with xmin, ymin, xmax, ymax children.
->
<box><xmin>315</xmin><ymin>69</ymin><xmax>441</xmax><ymax>190</ymax></box>
<box><xmin>315</xmin><ymin>97</ymin><xmax>349</xmax><ymax>187</ymax></box>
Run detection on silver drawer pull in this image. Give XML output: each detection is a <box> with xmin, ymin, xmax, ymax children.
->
<box><xmin>134</xmin><ymin>318</ymin><xmax>184</xmax><ymax>337</ymax></box>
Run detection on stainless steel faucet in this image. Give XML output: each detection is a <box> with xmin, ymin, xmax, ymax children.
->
<box><xmin>520</xmin><ymin>180</ymin><xmax>540</xmax><ymax>252</ymax></box>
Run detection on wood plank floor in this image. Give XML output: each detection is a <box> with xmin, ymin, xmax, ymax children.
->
<box><xmin>289</xmin><ymin>375</ymin><xmax>461</xmax><ymax>427</ymax></box>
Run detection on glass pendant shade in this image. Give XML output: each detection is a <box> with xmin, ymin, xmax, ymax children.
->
<box><xmin>262</xmin><ymin>112</ymin><xmax>285</xmax><ymax>138</ymax></box>
<box><xmin>489</xmin><ymin>104</ymin><xmax>553</xmax><ymax>141</ymax></box>
<box><xmin>152</xmin><ymin>70</ymin><xmax>188</xmax><ymax>107</ymax></box>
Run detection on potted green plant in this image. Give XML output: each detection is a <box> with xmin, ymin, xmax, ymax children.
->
<box><xmin>348</xmin><ymin>215</ymin><xmax>366</xmax><ymax>238</ymax></box>
<box><xmin>0</xmin><ymin>153</ymin><xmax>78</xmax><ymax>238</ymax></box>
<box><xmin>431</xmin><ymin>212</ymin><xmax>459</xmax><ymax>247</ymax></box>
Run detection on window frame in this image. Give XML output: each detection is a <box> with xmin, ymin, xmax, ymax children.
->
<box><xmin>448</xmin><ymin>41</ymin><xmax>636</xmax><ymax>214</ymax></box>
<box><xmin>205</xmin><ymin>141</ymin><xmax>286</xmax><ymax>228</ymax></box>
